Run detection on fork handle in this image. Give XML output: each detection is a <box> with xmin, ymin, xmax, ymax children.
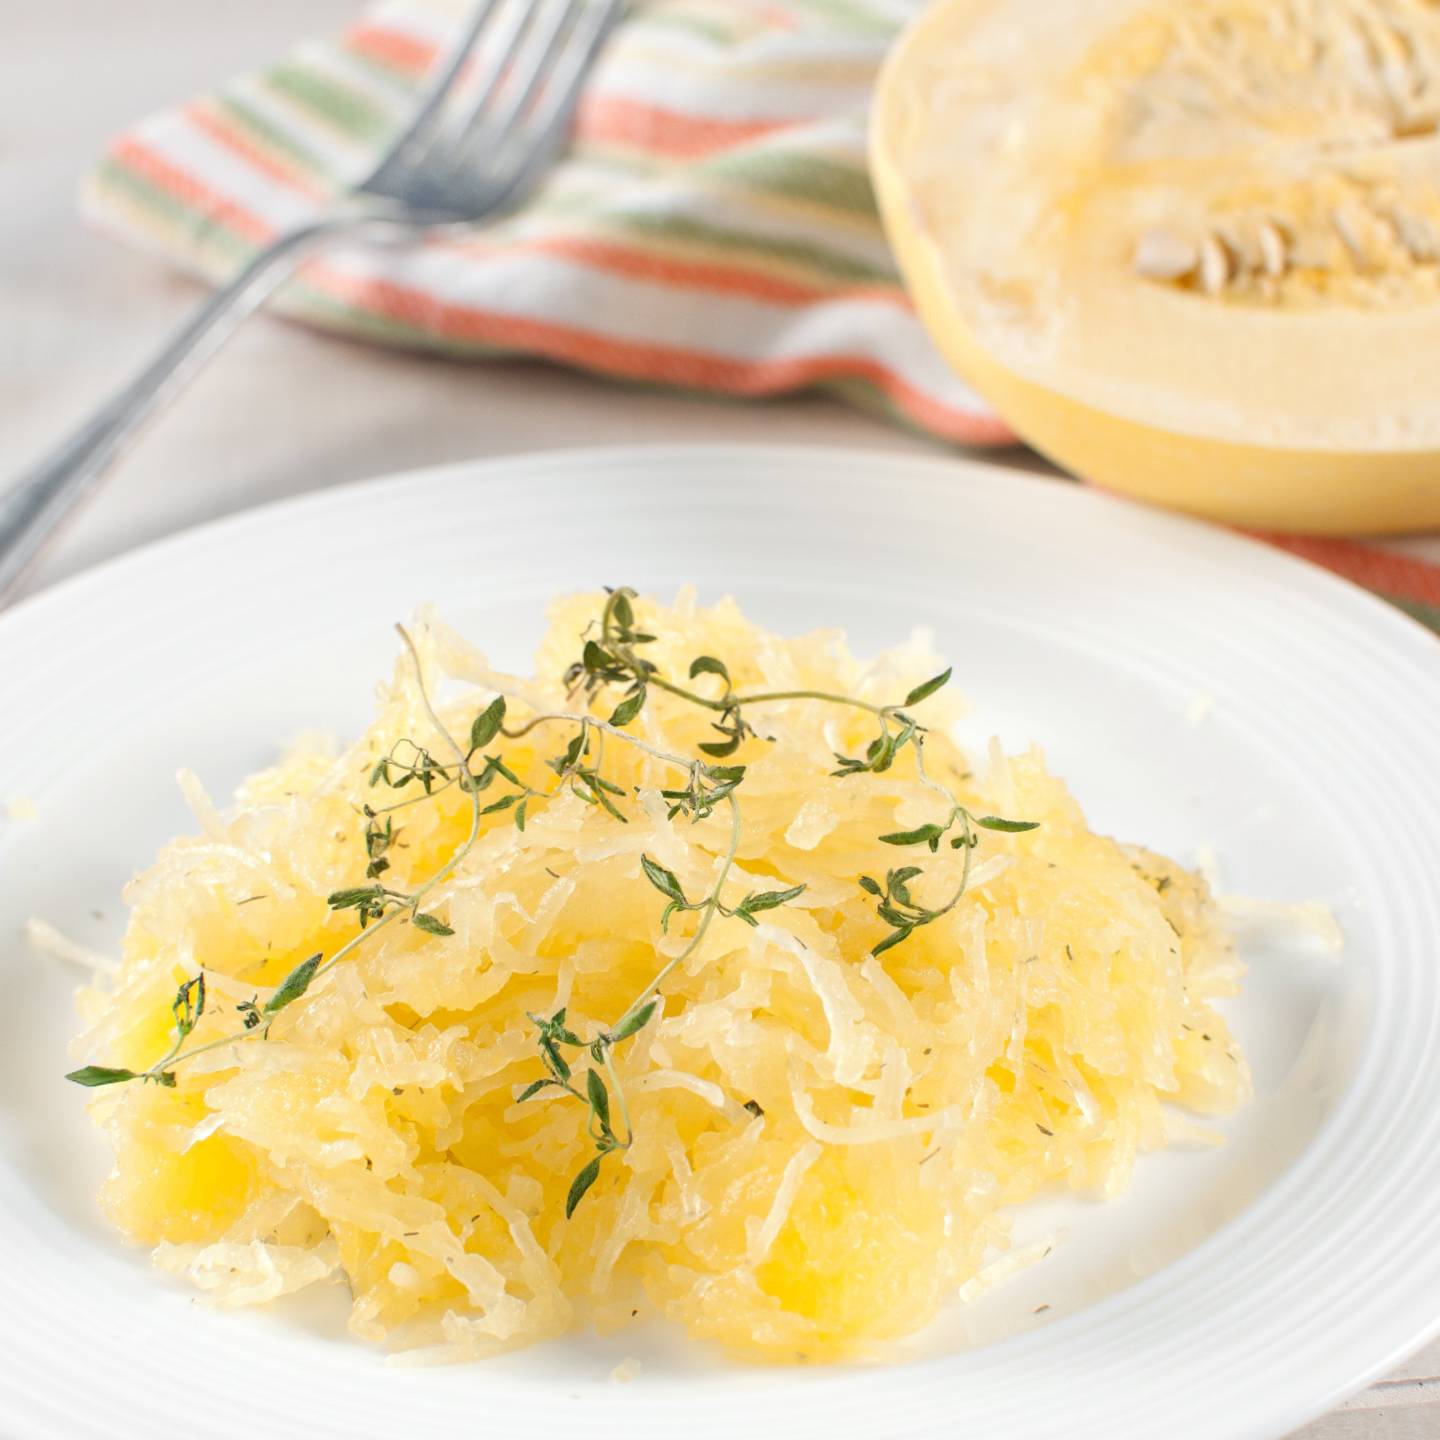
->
<box><xmin>0</xmin><ymin>210</ymin><xmax>386</xmax><ymax>600</ymax></box>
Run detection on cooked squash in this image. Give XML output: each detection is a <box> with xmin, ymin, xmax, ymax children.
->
<box><xmin>72</xmin><ymin>592</ymin><xmax>1250</xmax><ymax>1360</ymax></box>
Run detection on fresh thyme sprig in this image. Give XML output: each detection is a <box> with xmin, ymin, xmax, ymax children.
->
<box><xmin>517</xmin><ymin>1002</ymin><xmax>657</xmax><ymax>1216</ymax></box>
<box><xmin>67</xmin><ymin>590</ymin><xmax>1039</xmax><ymax>1220</ymax></box>
<box><xmin>503</xmin><ymin>590</ymin><xmax>1036</xmax><ymax>1210</ymax></box>
<box><xmin>501</xmin><ymin>740</ymin><xmax>759</xmax><ymax>1209</ymax></box>
<box><xmin>66</xmin><ymin>625</ymin><xmax>484</xmax><ymax>1090</ymax></box>
<box><xmin>569</xmin><ymin>587</ymin><xmax>1036</xmax><ymax>955</ymax></box>
<box><xmin>863</xmin><ymin>802</ymin><xmax>1039</xmax><ymax>954</ymax></box>
<box><xmin>63</xmin><ymin>624</ymin><xmax>785</xmax><ymax>1138</ymax></box>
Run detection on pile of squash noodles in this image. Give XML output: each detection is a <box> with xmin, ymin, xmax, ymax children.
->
<box><xmin>72</xmin><ymin>590</ymin><xmax>1250</xmax><ymax>1362</ymax></box>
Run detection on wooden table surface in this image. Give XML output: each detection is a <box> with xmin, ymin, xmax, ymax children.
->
<box><xmin>5</xmin><ymin>3</ymin><xmax>1439</xmax><ymax>1433</ymax></box>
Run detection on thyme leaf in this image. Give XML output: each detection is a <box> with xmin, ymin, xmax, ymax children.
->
<box><xmin>640</xmin><ymin>855</ymin><xmax>687</xmax><ymax>906</ymax></box>
<box><xmin>265</xmin><ymin>953</ymin><xmax>322</xmax><ymax>1014</ymax></box>
<box><xmin>903</xmin><ymin>668</ymin><xmax>952</xmax><ymax>707</ymax></box>
<box><xmin>65</xmin><ymin>1065</ymin><xmax>140</xmax><ymax>1087</ymax></box>
<box><xmin>565</xmin><ymin>1157</ymin><xmax>602</xmax><ymax>1218</ymax></box>
<box><xmin>469</xmin><ymin>696</ymin><xmax>507</xmax><ymax>751</ymax></box>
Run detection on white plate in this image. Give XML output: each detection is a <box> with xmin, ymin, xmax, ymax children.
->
<box><xmin>2</xmin><ymin>446</ymin><xmax>1438</xmax><ymax>1440</ymax></box>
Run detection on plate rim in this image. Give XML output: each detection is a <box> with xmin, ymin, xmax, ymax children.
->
<box><xmin>9</xmin><ymin>442</ymin><xmax>1439</xmax><ymax>667</ymax></box>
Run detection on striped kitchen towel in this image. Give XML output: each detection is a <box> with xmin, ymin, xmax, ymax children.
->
<box><xmin>81</xmin><ymin>0</ymin><xmax>1008</xmax><ymax>446</ymax></box>
<box><xmin>80</xmin><ymin>0</ymin><xmax>1440</xmax><ymax>633</ymax></box>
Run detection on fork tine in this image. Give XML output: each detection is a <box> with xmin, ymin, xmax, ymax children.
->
<box><xmin>453</xmin><ymin>0</ymin><xmax>583</xmax><ymax>167</ymax></box>
<box><xmin>361</xmin><ymin>0</ymin><xmax>500</xmax><ymax>186</ymax></box>
<box><xmin>481</xmin><ymin>0</ymin><xmax>620</xmax><ymax>199</ymax></box>
<box><xmin>431</xmin><ymin>0</ymin><xmax>574</xmax><ymax>176</ymax></box>
<box><xmin>362</xmin><ymin>0</ymin><xmax>621</xmax><ymax>217</ymax></box>
<box><xmin>446</xmin><ymin>0</ymin><xmax>617</xmax><ymax>197</ymax></box>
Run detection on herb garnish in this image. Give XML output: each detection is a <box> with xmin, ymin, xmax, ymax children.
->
<box><xmin>66</xmin><ymin>591</ymin><xmax>1038</xmax><ymax>1215</ymax></box>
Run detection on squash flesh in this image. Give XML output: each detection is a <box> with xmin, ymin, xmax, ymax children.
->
<box><xmin>872</xmin><ymin>0</ymin><xmax>1440</xmax><ymax>532</ymax></box>
<box><xmin>74</xmin><ymin>592</ymin><xmax>1250</xmax><ymax>1360</ymax></box>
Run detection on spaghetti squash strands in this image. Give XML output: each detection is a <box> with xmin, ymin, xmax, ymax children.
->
<box><xmin>69</xmin><ymin>592</ymin><xmax>1251</xmax><ymax>1361</ymax></box>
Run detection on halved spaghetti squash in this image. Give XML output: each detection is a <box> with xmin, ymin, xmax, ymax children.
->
<box><xmin>872</xmin><ymin>0</ymin><xmax>1440</xmax><ymax>533</ymax></box>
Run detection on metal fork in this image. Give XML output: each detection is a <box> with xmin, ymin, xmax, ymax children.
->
<box><xmin>0</xmin><ymin>0</ymin><xmax>620</xmax><ymax>599</ymax></box>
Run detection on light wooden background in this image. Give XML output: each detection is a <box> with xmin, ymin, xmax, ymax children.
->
<box><xmin>4</xmin><ymin>3</ymin><xmax>1438</xmax><ymax>1432</ymax></box>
